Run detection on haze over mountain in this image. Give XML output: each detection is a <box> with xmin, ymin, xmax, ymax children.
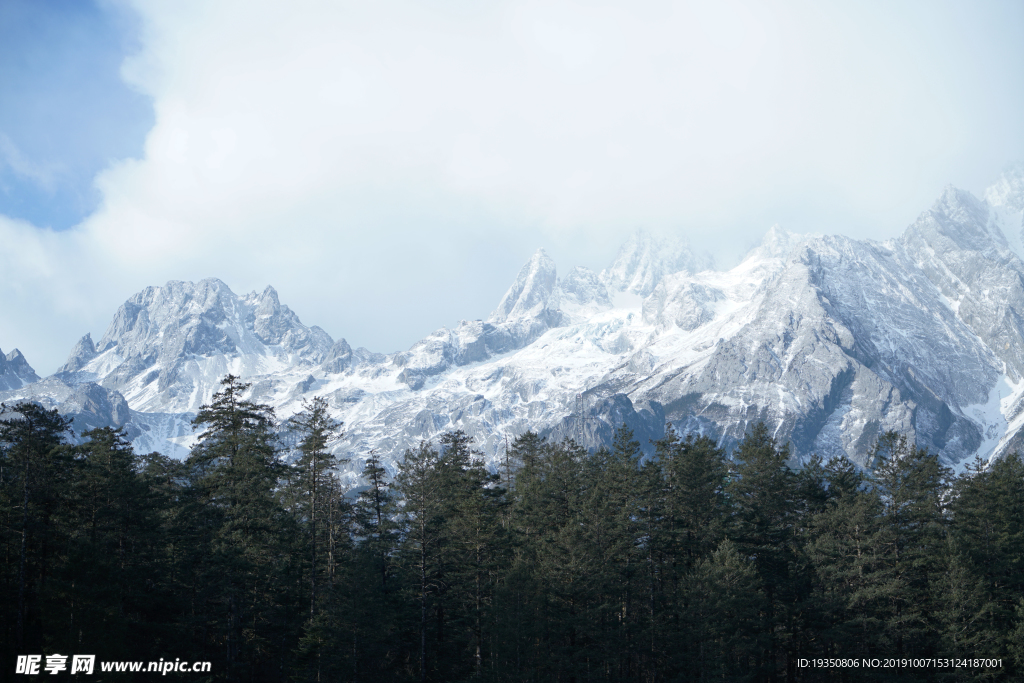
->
<box><xmin>3</xmin><ymin>166</ymin><xmax>1023</xmax><ymax>482</ymax></box>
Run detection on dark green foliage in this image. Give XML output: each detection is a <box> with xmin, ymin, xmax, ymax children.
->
<box><xmin>57</xmin><ymin>428</ymin><xmax>168</xmax><ymax>659</ymax></box>
<box><xmin>802</xmin><ymin>455</ymin><xmax>888</xmax><ymax>662</ymax></box>
<box><xmin>653</xmin><ymin>428</ymin><xmax>729</xmax><ymax>570</ymax></box>
<box><xmin>0</xmin><ymin>405</ymin><xmax>179</xmax><ymax>677</ymax></box>
<box><xmin>0</xmin><ymin>402</ymin><xmax>74</xmax><ymax>660</ymax></box>
<box><xmin>869</xmin><ymin>432</ymin><xmax>950</xmax><ymax>660</ymax></box>
<box><xmin>687</xmin><ymin>539</ymin><xmax>767</xmax><ymax>681</ymax></box>
<box><xmin>182</xmin><ymin>375</ymin><xmax>301</xmax><ymax>679</ymax></box>
<box><xmin>390</xmin><ymin>431</ymin><xmax>508</xmax><ymax>682</ymax></box>
<box><xmin>946</xmin><ymin>452</ymin><xmax>1024</xmax><ymax>674</ymax></box>
<box><xmin>348</xmin><ymin>452</ymin><xmax>403</xmax><ymax>679</ymax></box>
<box><xmin>726</xmin><ymin>422</ymin><xmax>803</xmax><ymax>680</ymax></box>
<box><xmin>285</xmin><ymin>396</ymin><xmax>352</xmax><ymax>681</ymax></box>
<box><xmin>649</xmin><ymin>429</ymin><xmax>733</xmax><ymax>677</ymax></box>
<box><xmin>4</xmin><ymin>401</ymin><xmax>1024</xmax><ymax>683</ymax></box>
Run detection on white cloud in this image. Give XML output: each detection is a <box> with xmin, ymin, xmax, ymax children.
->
<box><xmin>3</xmin><ymin>0</ymin><xmax>1023</xmax><ymax>374</ymax></box>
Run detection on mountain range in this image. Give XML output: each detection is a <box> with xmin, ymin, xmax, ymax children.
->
<box><xmin>3</xmin><ymin>166</ymin><xmax>1023</xmax><ymax>483</ymax></box>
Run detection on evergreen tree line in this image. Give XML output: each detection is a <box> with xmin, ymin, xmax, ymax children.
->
<box><xmin>3</xmin><ymin>374</ymin><xmax>1024</xmax><ymax>682</ymax></box>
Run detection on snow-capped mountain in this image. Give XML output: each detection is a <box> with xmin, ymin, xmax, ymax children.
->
<box><xmin>57</xmin><ymin>280</ymin><xmax>334</xmax><ymax>411</ymax></box>
<box><xmin>4</xmin><ymin>167</ymin><xmax>1024</xmax><ymax>480</ymax></box>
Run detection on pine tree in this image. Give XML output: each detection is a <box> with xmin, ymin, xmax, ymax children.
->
<box><xmin>349</xmin><ymin>452</ymin><xmax>402</xmax><ymax>679</ymax></box>
<box><xmin>354</xmin><ymin>452</ymin><xmax>397</xmax><ymax>594</ymax></box>
<box><xmin>55</xmin><ymin>427</ymin><xmax>164</xmax><ymax>660</ymax></box>
<box><xmin>1010</xmin><ymin>598</ymin><xmax>1024</xmax><ymax>673</ymax></box>
<box><xmin>501</xmin><ymin>436</ymin><xmax>594</xmax><ymax>680</ymax></box>
<box><xmin>394</xmin><ymin>440</ymin><xmax>445</xmax><ymax>683</ymax></box>
<box><xmin>651</xmin><ymin>428</ymin><xmax>730</xmax><ymax>675</ymax></box>
<box><xmin>654</xmin><ymin>428</ymin><xmax>729</xmax><ymax>570</ymax></box>
<box><xmin>437</xmin><ymin>430</ymin><xmax>506</xmax><ymax>678</ymax></box>
<box><xmin>580</xmin><ymin>427</ymin><xmax>647</xmax><ymax>679</ymax></box>
<box><xmin>285</xmin><ymin>396</ymin><xmax>350</xmax><ymax>680</ymax></box>
<box><xmin>687</xmin><ymin>539</ymin><xmax>767</xmax><ymax>681</ymax></box>
<box><xmin>932</xmin><ymin>537</ymin><xmax>992</xmax><ymax>681</ymax></box>
<box><xmin>490</xmin><ymin>431</ymin><xmax>551</xmax><ymax>679</ymax></box>
<box><xmin>803</xmin><ymin>456</ymin><xmax>889</xmax><ymax>662</ymax></box>
<box><xmin>869</xmin><ymin>431</ymin><xmax>950</xmax><ymax>660</ymax></box>
<box><xmin>726</xmin><ymin>421</ymin><xmax>801</xmax><ymax>681</ymax></box>
<box><xmin>285</xmin><ymin>397</ymin><xmax>346</xmax><ymax>617</ymax></box>
<box><xmin>188</xmin><ymin>375</ymin><xmax>300</xmax><ymax>680</ymax></box>
<box><xmin>948</xmin><ymin>451</ymin><xmax>1024</xmax><ymax>674</ymax></box>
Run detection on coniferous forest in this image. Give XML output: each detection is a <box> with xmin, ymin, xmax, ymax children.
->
<box><xmin>3</xmin><ymin>375</ymin><xmax>1024</xmax><ymax>682</ymax></box>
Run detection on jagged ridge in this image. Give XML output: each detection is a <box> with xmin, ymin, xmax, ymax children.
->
<box><xmin>3</xmin><ymin>169</ymin><xmax>1024</xmax><ymax>482</ymax></box>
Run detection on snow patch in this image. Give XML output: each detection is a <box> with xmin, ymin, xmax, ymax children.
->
<box><xmin>960</xmin><ymin>374</ymin><xmax>1019</xmax><ymax>471</ymax></box>
<box><xmin>611</xmin><ymin>291</ymin><xmax>644</xmax><ymax>311</ymax></box>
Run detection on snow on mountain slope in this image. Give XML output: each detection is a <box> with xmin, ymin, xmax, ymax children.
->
<box><xmin>6</xmin><ymin>170</ymin><xmax>1024</xmax><ymax>480</ymax></box>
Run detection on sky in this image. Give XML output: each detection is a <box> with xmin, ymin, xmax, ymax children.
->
<box><xmin>1</xmin><ymin>0</ymin><xmax>1023</xmax><ymax>375</ymax></box>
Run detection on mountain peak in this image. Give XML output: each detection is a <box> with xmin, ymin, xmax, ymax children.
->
<box><xmin>901</xmin><ymin>185</ymin><xmax>994</xmax><ymax>253</ymax></box>
<box><xmin>490</xmin><ymin>249</ymin><xmax>558</xmax><ymax>322</ymax></box>
<box><xmin>762</xmin><ymin>223</ymin><xmax>796</xmax><ymax>252</ymax></box>
<box><xmin>250</xmin><ymin>285</ymin><xmax>298</xmax><ymax>345</ymax></box>
<box><xmin>257</xmin><ymin>285</ymin><xmax>280</xmax><ymax>304</ymax></box>
<box><xmin>935</xmin><ymin>184</ymin><xmax>984</xmax><ymax>214</ymax></box>
<box><xmin>601</xmin><ymin>229</ymin><xmax>713</xmax><ymax>296</ymax></box>
<box><xmin>0</xmin><ymin>347</ymin><xmax>40</xmax><ymax>390</ymax></box>
<box><xmin>59</xmin><ymin>333</ymin><xmax>98</xmax><ymax>373</ymax></box>
<box><xmin>740</xmin><ymin>224</ymin><xmax>812</xmax><ymax>263</ymax></box>
<box><xmin>7</xmin><ymin>168</ymin><xmax>1023</xmax><ymax>472</ymax></box>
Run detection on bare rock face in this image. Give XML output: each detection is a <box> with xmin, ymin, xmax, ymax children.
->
<box><xmin>7</xmin><ymin>170</ymin><xmax>1024</xmax><ymax>479</ymax></box>
<box><xmin>62</xmin><ymin>382</ymin><xmax>133</xmax><ymax>434</ymax></box>
<box><xmin>248</xmin><ymin>286</ymin><xmax>333</xmax><ymax>356</ymax></box>
<box><xmin>0</xmin><ymin>375</ymin><xmax>134</xmax><ymax>442</ymax></box>
<box><xmin>59</xmin><ymin>334</ymin><xmax>98</xmax><ymax>373</ymax></box>
<box><xmin>321</xmin><ymin>339</ymin><xmax>354</xmax><ymax>375</ymax></box>
<box><xmin>898</xmin><ymin>187</ymin><xmax>1024</xmax><ymax>381</ymax></box>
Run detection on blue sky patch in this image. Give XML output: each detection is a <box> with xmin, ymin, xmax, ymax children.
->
<box><xmin>0</xmin><ymin>0</ymin><xmax>153</xmax><ymax>230</ymax></box>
